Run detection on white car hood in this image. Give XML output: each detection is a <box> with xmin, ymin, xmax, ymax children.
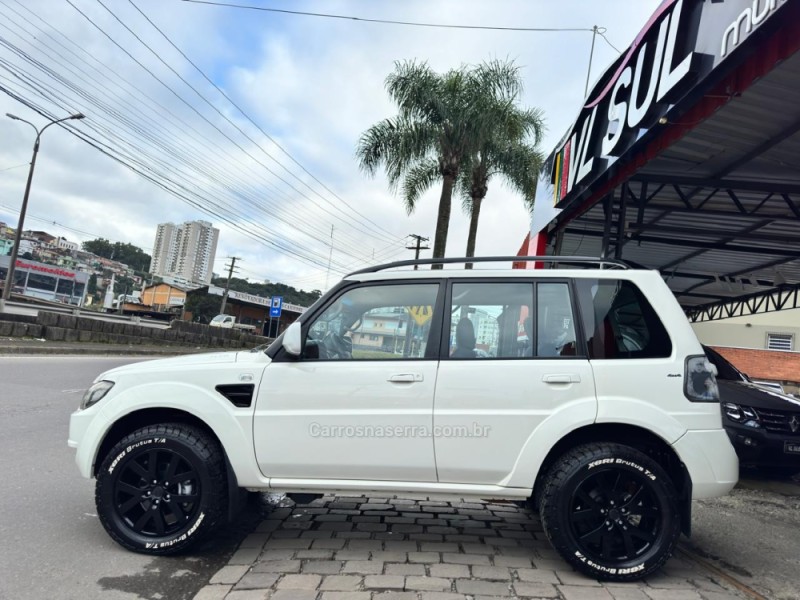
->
<box><xmin>98</xmin><ymin>350</ymin><xmax>264</xmax><ymax>379</ymax></box>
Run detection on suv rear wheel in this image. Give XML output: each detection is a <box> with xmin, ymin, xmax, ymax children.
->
<box><xmin>539</xmin><ymin>442</ymin><xmax>680</xmax><ymax>581</ymax></box>
<box><xmin>95</xmin><ymin>423</ymin><xmax>226</xmax><ymax>554</ymax></box>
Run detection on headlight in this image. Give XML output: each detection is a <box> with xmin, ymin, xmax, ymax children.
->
<box><xmin>722</xmin><ymin>402</ymin><xmax>742</xmax><ymax>420</ymax></box>
<box><xmin>81</xmin><ymin>380</ymin><xmax>114</xmax><ymax>410</ymax></box>
<box><xmin>722</xmin><ymin>403</ymin><xmax>761</xmax><ymax>427</ymax></box>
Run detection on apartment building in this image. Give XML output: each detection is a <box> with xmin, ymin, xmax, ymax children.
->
<box><xmin>149</xmin><ymin>220</ymin><xmax>219</xmax><ymax>284</ymax></box>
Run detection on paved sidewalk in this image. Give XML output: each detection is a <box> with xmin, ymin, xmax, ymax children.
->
<box><xmin>194</xmin><ymin>495</ymin><xmax>745</xmax><ymax>600</ymax></box>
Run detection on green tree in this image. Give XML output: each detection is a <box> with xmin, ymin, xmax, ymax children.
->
<box><xmin>82</xmin><ymin>239</ymin><xmax>151</xmax><ymax>273</ymax></box>
<box><xmin>87</xmin><ymin>273</ymin><xmax>98</xmax><ymax>296</ymax></box>
<box><xmin>356</xmin><ymin>59</ymin><xmax>525</xmax><ymax>265</ymax></box>
<box><xmin>185</xmin><ymin>293</ymin><xmax>221</xmax><ymax>324</ymax></box>
<box><xmin>210</xmin><ymin>277</ymin><xmax>321</xmax><ymax>307</ymax></box>
<box><xmin>456</xmin><ymin>76</ymin><xmax>545</xmax><ymax>263</ymax></box>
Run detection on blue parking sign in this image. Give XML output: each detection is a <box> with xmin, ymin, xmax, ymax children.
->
<box><xmin>269</xmin><ymin>296</ymin><xmax>283</xmax><ymax>318</ymax></box>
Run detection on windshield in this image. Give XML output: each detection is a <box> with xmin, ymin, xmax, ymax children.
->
<box><xmin>211</xmin><ymin>315</ymin><xmax>228</xmax><ymax>324</ymax></box>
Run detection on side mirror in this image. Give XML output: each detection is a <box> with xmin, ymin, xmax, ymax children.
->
<box><xmin>282</xmin><ymin>321</ymin><xmax>303</xmax><ymax>357</ymax></box>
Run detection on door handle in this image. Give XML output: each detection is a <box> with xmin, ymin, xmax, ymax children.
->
<box><xmin>542</xmin><ymin>373</ymin><xmax>581</xmax><ymax>384</ymax></box>
<box><xmin>388</xmin><ymin>373</ymin><xmax>423</xmax><ymax>383</ymax></box>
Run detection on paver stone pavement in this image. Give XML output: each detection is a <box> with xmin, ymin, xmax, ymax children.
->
<box><xmin>193</xmin><ymin>495</ymin><xmax>746</xmax><ymax>600</ymax></box>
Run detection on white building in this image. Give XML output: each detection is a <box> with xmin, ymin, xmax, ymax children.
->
<box><xmin>149</xmin><ymin>220</ymin><xmax>219</xmax><ymax>284</ymax></box>
<box><xmin>54</xmin><ymin>236</ymin><xmax>79</xmax><ymax>252</ymax></box>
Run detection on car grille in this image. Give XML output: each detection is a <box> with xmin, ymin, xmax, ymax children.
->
<box><xmin>753</xmin><ymin>407</ymin><xmax>800</xmax><ymax>435</ymax></box>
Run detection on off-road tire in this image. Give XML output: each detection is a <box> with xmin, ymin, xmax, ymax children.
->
<box><xmin>539</xmin><ymin>442</ymin><xmax>681</xmax><ymax>581</ymax></box>
<box><xmin>96</xmin><ymin>423</ymin><xmax>227</xmax><ymax>555</ymax></box>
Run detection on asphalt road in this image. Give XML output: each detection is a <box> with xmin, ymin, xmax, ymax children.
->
<box><xmin>689</xmin><ymin>476</ymin><xmax>800</xmax><ymax>600</ymax></box>
<box><xmin>0</xmin><ymin>356</ymin><xmax>259</xmax><ymax>600</ymax></box>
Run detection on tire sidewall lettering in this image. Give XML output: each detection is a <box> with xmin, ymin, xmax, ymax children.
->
<box><xmin>107</xmin><ymin>437</ymin><xmax>168</xmax><ymax>475</ymax></box>
<box><xmin>586</xmin><ymin>457</ymin><xmax>657</xmax><ymax>481</ymax></box>
<box><xmin>573</xmin><ymin>550</ymin><xmax>647</xmax><ymax>576</ymax></box>
<box><xmin>143</xmin><ymin>511</ymin><xmax>206</xmax><ymax>550</ymax></box>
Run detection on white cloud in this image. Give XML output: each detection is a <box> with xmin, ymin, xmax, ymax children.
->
<box><xmin>0</xmin><ymin>0</ymin><xmax>660</xmax><ymax>293</ymax></box>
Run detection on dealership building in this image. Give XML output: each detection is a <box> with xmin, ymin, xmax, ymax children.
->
<box><xmin>522</xmin><ymin>0</ymin><xmax>800</xmax><ymax>388</ymax></box>
<box><xmin>0</xmin><ymin>255</ymin><xmax>89</xmax><ymax>306</ymax></box>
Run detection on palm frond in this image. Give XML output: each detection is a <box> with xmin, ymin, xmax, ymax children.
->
<box><xmin>401</xmin><ymin>158</ymin><xmax>441</xmax><ymax>214</ymax></box>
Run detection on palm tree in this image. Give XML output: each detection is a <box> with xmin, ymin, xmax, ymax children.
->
<box><xmin>356</xmin><ymin>60</ymin><xmax>524</xmax><ymax>265</ymax></box>
<box><xmin>456</xmin><ymin>66</ymin><xmax>545</xmax><ymax>266</ymax></box>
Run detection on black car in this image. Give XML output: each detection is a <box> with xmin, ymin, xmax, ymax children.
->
<box><xmin>704</xmin><ymin>346</ymin><xmax>800</xmax><ymax>475</ymax></box>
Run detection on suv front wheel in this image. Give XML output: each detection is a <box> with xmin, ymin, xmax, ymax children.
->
<box><xmin>95</xmin><ymin>423</ymin><xmax>227</xmax><ymax>554</ymax></box>
<box><xmin>539</xmin><ymin>442</ymin><xmax>681</xmax><ymax>581</ymax></box>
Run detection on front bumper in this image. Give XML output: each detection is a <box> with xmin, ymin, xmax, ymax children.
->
<box><xmin>68</xmin><ymin>406</ymin><xmax>107</xmax><ymax>479</ymax></box>
<box><xmin>725</xmin><ymin>423</ymin><xmax>800</xmax><ymax>467</ymax></box>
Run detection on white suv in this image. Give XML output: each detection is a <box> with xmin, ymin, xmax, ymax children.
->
<box><xmin>69</xmin><ymin>257</ymin><xmax>738</xmax><ymax>581</ymax></box>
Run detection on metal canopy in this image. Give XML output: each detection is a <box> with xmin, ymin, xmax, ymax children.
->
<box><xmin>548</xmin><ymin>5</ymin><xmax>800</xmax><ymax>322</ymax></box>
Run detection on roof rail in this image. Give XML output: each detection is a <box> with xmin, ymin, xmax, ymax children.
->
<box><xmin>347</xmin><ymin>255</ymin><xmax>631</xmax><ymax>276</ymax></box>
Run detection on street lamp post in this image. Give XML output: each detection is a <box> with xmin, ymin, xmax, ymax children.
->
<box><xmin>0</xmin><ymin>112</ymin><xmax>85</xmax><ymax>313</ymax></box>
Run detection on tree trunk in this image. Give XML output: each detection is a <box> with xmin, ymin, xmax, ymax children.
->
<box><xmin>464</xmin><ymin>194</ymin><xmax>483</xmax><ymax>269</ymax></box>
<box><xmin>431</xmin><ymin>174</ymin><xmax>454</xmax><ymax>269</ymax></box>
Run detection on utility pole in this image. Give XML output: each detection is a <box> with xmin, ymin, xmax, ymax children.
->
<box><xmin>406</xmin><ymin>234</ymin><xmax>430</xmax><ymax>270</ymax></box>
<box><xmin>0</xmin><ymin>111</ymin><xmax>85</xmax><ymax>313</ymax></box>
<box><xmin>219</xmin><ymin>256</ymin><xmax>240</xmax><ymax>315</ymax></box>
<box><xmin>325</xmin><ymin>225</ymin><xmax>334</xmax><ymax>289</ymax></box>
<box><xmin>584</xmin><ymin>25</ymin><xmax>599</xmax><ymax>97</ymax></box>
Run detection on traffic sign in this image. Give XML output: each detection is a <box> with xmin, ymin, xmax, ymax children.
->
<box><xmin>408</xmin><ymin>305</ymin><xmax>432</xmax><ymax>326</ymax></box>
<box><xmin>269</xmin><ymin>296</ymin><xmax>283</xmax><ymax>318</ymax></box>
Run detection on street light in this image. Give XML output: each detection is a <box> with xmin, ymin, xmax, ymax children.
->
<box><xmin>0</xmin><ymin>111</ymin><xmax>85</xmax><ymax>313</ymax></box>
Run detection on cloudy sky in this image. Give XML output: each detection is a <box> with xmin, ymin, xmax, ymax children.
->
<box><xmin>0</xmin><ymin>0</ymin><xmax>660</xmax><ymax>292</ymax></box>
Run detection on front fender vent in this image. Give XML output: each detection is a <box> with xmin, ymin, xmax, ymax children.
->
<box><xmin>215</xmin><ymin>384</ymin><xmax>255</xmax><ymax>408</ymax></box>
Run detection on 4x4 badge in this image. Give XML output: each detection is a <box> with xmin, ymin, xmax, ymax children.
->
<box><xmin>790</xmin><ymin>415</ymin><xmax>800</xmax><ymax>433</ymax></box>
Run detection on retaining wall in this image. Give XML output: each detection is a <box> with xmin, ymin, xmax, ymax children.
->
<box><xmin>0</xmin><ymin>311</ymin><xmax>271</xmax><ymax>348</ymax></box>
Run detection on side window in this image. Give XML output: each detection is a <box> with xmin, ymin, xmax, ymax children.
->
<box><xmin>536</xmin><ymin>283</ymin><xmax>578</xmax><ymax>357</ymax></box>
<box><xmin>575</xmin><ymin>278</ymin><xmax>672</xmax><ymax>359</ymax></box>
<box><xmin>306</xmin><ymin>283</ymin><xmax>438</xmax><ymax>360</ymax></box>
<box><xmin>448</xmin><ymin>283</ymin><xmax>533</xmax><ymax>359</ymax></box>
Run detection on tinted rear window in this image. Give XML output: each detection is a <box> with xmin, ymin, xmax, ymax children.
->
<box><xmin>575</xmin><ymin>279</ymin><xmax>672</xmax><ymax>359</ymax></box>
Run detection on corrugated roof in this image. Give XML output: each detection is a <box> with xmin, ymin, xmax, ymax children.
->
<box><xmin>556</xmin><ymin>45</ymin><xmax>800</xmax><ymax>316</ymax></box>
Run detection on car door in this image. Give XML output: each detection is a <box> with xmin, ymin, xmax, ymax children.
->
<box><xmin>253</xmin><ymin>280</ymin><xmax>443</xmax><ymax>482</ymax></box>
<box><xmin>433</xmin><ymin>279</ymin><xmax>596</xmax><ymax>485</ymax></box>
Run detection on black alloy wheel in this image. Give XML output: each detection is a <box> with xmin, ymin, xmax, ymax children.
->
<box><xmin>539</xmin><ymin>442</ymin><xmax>681</xmax><ymax>581</ymax></box>
<box><xmin>96</xmin><ymin>423</ymin><xmax>227</xmax><ymax>554</ymax></box>
<box><xmin>567</xmin><ymin>468</ymin><xmax>661</xmax><ymax>563</ymax></box>
<box><xmin>112</xmin><ymin>447</ymin><xmax>200</xmax><ymax>538</ymax></box>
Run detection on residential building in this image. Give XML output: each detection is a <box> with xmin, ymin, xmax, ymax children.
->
<box><xmin>141</xmin><ymin>281</ymin><xmax>198</xmax><ymax>312</ymax></box>
<box><xmin>22</xmin><ymin>230</ymin><xmax>56</xmax><ymax>245</ymax></box>
<box><xmin>54</xmin><ymin>236</ymin><xmax>79</xmax><ymax>251</ymax></box>
<box><xmin>149</xmin><ymin>220</ymin><xmax>219</xmax><ymax>284</ymax></box>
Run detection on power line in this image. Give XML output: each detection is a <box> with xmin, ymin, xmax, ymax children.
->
<box><xmin>0</xmin><ymin>6</ymin><xmax>400</xmax><ymax>268</ymax></box>
<box><xmin>128</xmin><ymin>0</ymin><xmax>399</xmax><ymax>240</ymax></box>
<box><xmin>0</xmin><ymin>161</ymin><xmax>28</xmax><ymax>171</ymax></box>
<box><xmin>0</xmin><ymin>76</ymin><xmax>354</xmax><ymax>274</ymax></box>
<box><xmin>597</xmin><ymin>30</ymin><xmax>621</xmax><ymax>54</ymax></box>
<box><xmin>70</xmin><ymin>0</ymin><xmax>395</xmax><ymax>244</ymax></box>
<box><xmin>0</xmin><ymin>9</ymin><xmax>378</xmax><ymax>260</ymax></box>
<box><xmin>181</xmin><ymin>0</ymin><xmax>595</xmax><ymax>32</ymax></box>
<box><xmin>0</xmin><ymin>200</ymin><xmax>152</xmax><ymax>252</ymax></box>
